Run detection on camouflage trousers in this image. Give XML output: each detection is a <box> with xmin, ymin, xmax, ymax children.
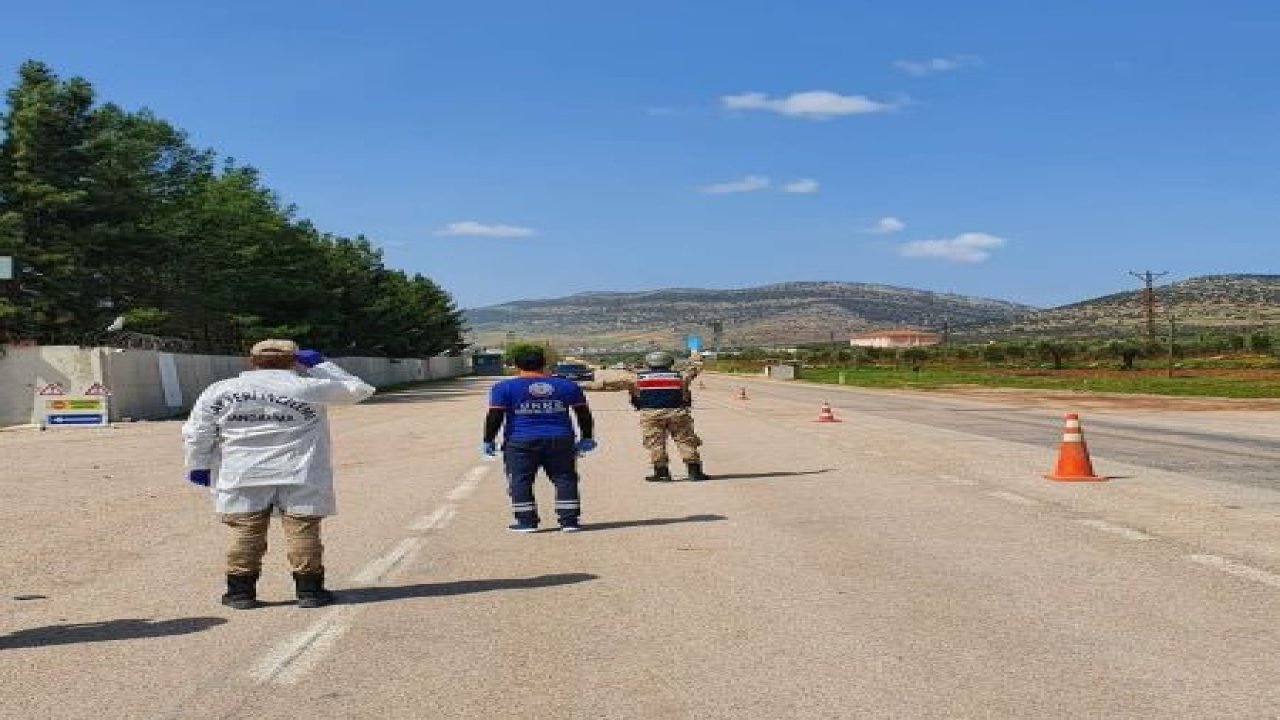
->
<box><xmin>638</xmin><ymin>408</ymin><xmax>702</xmax><ymax>465</ymax></box>
<box><xmin>221</xmin><ymin>509</ymin><xmax>324</xmax><ymax>576</ymax></box>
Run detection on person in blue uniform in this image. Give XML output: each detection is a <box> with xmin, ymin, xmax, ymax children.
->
<box><xmin>483</xmin><ymin>347</ymin><xmax>596</xmax><ymax>532</ymax></box>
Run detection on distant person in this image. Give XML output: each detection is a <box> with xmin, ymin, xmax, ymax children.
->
<box><xmin>483</xmin><ymin>347</ymin><xmax>596</xmax><ymax>532</ymax></box>
<box><xmin>627</xmin><ymin>351</ymin><xmax>708</xmax><ymax>482</ymax></box>
<box><xmin>182</xmin><ymin>340</ymin><xmax>375</xmax><ymax>610</ymax></box>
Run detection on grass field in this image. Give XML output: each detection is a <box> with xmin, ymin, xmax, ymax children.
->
<box><xmin>750</xmin><ymin>365</ymin><xmax>1280</xmax><ymax>399</ymax></box>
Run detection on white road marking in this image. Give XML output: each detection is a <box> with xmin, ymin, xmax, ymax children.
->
<box><xmin>250</xmin><ymin>463</ymin><xmax>492</xmax><ymax>687</ymax></box>
<box><xmin>249</xmin><ymin>607</ymin><xmax>355</xmax><ymax>685</ymax></box>
<box><xmin>1185</xmin><ymin>554</ymin><xmax>1280</xmax><ymax>590</ymax></box>
<box><xmin>410</xmin><ymin>465</ymin><xmax>488</xmax><ymax>530</ymax></box>
<box><xmin>986</xmin><ymin>490</ymin><xmax>1040</xmax><ymax>506</ymax></box>
<box><xmin>349</xmin><ymin>537</ymin><xmax>426</xmax><ymax>585</ymax></box>
<box><xmin>447</xmin><ymin>465</ymin><xmax>490</xmax><ymax>502</ymax></box>
<box><xmin>1076</xmin><ymin>519</ymin><xmax>1153</xmax><ymax>541</ymax></box>
<box><xmin>411</xmin><ymin>504</ymin><xmax>457</xmax><ymax>531</ymax></box>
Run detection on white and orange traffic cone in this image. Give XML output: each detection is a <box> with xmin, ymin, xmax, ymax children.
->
<box><xmin>735</xmin><ymin>387</ymin><xmax>749</xmax><ymax>401</ymax></box>
<box><xmin>1045</xmin><ymin>413</ymin><xmax>1109</xmax><ymax>481</ymax></box>
<box><xmin>815</xmin><ymin>402</ymin><xmax>841</xmax><ymax>423</ymax></box>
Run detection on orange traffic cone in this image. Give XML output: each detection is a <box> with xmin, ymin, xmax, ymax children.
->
<box><xmin>815</xmin><ymin>402</ymin><xmax>841</xmax><ymax>423</ymax></box>
<box><xmin>1045</xmin><ymin>413</ymin><xmax>1109</xmax><ymax>481</ymax></box>
<box><xmin>735</xmin><ymin>387</ymin><xmax>749</xmax><ymax>401</ymax></box>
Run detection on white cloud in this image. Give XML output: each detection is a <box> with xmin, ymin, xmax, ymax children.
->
<box><xmin>866</xmin><ymin>217</ymin><xmax>906</xmax><ymax>234</ymax></box>
<box><xmin>435</xmin><ymin>220</ymin><xmax>537</xmax><ymax>238</ymax></box>
<box><xmin>782</xmin><ymin>178</ymin><xmax>820</xmax><ymax>194</ymax></box>
<box><xmin>898</xmin><ymin>232</ymin><xmax>1006</xmax><ymax>263</ymax></box>
<box><xmin>894</xmin><ymin>55</ymin><xmax>982</xmax><ymax>77</ymax></box>
<box><xmin>722</xmin><ymin>90</ymin><xmax>900</xmax><ymax>119</ymax></box>
<box><xmin>699</xmin><ymin>175</ymin><xmax>771</xmax><ymax>194</ymax></box>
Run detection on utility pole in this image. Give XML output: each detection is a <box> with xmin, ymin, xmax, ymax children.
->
<box><xmin>1129</xmin><ymin>270</ymin><xmax>1168</xmax><ymax>344</ymax></box>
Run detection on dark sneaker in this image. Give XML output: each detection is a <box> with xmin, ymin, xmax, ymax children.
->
<box><xmin>507</xmin><ymin>523</ymin><xmax>539</xmax><ymax>533</ymax></box>
<box><xmin>221</xmin><ymin>594</ymin><xmax>260</xmax><ymax>611</ymax></box>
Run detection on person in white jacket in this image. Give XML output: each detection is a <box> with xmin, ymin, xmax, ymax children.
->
<box><xmin>182</xmin><ymin>339</ymin><xmax>374</xmax><ymax>609</ymax></box>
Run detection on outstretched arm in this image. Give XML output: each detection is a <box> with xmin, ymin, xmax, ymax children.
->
<box><xmin>297</xmin><ymin>359</ymin><xmax>376</xmax><ymax>404</ymax></box>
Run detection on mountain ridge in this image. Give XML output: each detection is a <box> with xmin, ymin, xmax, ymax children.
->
<box><xmin>466</xmin><ymin>281</ymin><xmax>1035</xmax><ymax>348</ymax></box>
<box><xmin>466</xmin><ymin>275</ymin><xmax>1280</xmax><ymax>349</ymax></box>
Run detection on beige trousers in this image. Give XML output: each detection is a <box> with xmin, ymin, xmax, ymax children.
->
<box><xmin>221</xmin><ymin>510</ymin><xmax>324</xmax><ymax>575</ymax></box>
<box><xmin>638</xmin><ymin>408</ymin><xmax>702</xmax><ymax>465</ymax></box>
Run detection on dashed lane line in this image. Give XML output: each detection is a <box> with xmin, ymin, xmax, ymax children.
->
<box><xmin>411</xmin><ymin>505</ymin><xmax>458</xmax><ymax>531</ymax></box>
<box><xmin>1185</xmin><ymin>554</ymin><xmax>1280</xmax><ymax>590</ymax></box>
<box><xmin>1076</xmin><ymin>519</ymin><xmax>1153</xmax><ymax>541</ymax></box>
<box><xmin>986</xmin><ymin>490</ymin><xmax>1040</xmax><ymax>506</ymax></box>
<box><xmin>249</xmin><ymin>607</ymin><xmax>355</xmax><ymax>685</ymax></box>
<box><xmin>250</xmin><ymin>464</ymin><xmax>488</xmax><ymax>687</ymax></box>
<box><xmin>348</xmin><ymin>537</ymin><xmax>427</xmax><ymax>585</ymax></box>
<box><xmin>447</xmin><ymin>465</ymin><xmax>489</xmax><ymax>502</ymax></box>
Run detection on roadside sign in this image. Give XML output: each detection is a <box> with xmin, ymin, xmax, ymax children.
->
<box><xmin>45</xmin><ymin>414</ymin><xmax>107</xmax><ymax>426</ymax></box>
<box><xmin>83</xmin><ymin>382</ymin><xmax>112</xmax><ymax>396</ymax></box>
<box><xmin>36</xmin><ymin>394</ymin><xmax>109</xmax><ymax>428</ymax></box>
<box><xmin>686</xmin><ymin>335</ymin><xmax>703</xmax><ymax>352</ymax></box>
<box><xmin>37</xmin><ymin>383</ymin><xmax>67</xmax><ymax>396</ymax></box>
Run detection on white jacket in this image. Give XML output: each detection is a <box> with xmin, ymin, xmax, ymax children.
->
<box><xmin>182</xmin><ymin>362</ymin><xmax>374</xmax><ymax>502</ymax></box>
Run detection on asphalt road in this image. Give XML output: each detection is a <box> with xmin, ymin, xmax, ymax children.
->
<box><xmin>728</xmin><ymin>378</ymin><xmax>1280</xmax><ymax>489</ymax></box>
<box><xmin>4</xmin><ymin>373</ymin><xmax>1280</xmax><ymax>719</ymax></box>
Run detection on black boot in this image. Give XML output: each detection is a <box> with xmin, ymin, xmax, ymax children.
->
<box><xmin>221</xmin><ymin>573</ymin><xmax>260</xmax><ymax>610</ymax></box>
<box><xmin>645</xmin><ymin>464</ymin><xmax>673</xmax><ymax>482</ymax></box>
<box><xmin>293</xmin><ymin>571</ymin><xmax>335</xmax><ymax>609</ymax></box>
<box><xmin>685</xmin><ymin>461</ymin><xmax>709</xmax><ymax>482</ymax></box>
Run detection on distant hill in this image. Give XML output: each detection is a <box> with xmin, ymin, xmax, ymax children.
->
<box><xmin>955</xmin><ymin>274</ymin><xmax>1280</xmax><ymax>340</ymax></box>
<box><xmin>465</xmin><ymin>282</ymin><xmax>1034</xmax><ymax>349</ymax></box>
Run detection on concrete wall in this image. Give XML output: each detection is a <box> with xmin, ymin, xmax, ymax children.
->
<box><xmin>0</xmin><ymin>346</ymin><xmax>103</xmax><ymax>426</ymax></box>
<box><xmin>1</xmin><ymin>346</ymin><xmax>469</xmax><ymax>427</ymax></box>
<box><xmin>765</xmin><ymin>363</ymin><xmax>799</xmax><ymax>380</ymax></box>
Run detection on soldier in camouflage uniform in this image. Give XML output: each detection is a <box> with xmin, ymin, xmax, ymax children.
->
<box><xmin>628</xmin><ymin>351</ymin><xmax>708</xmax><ymax>482</ymax></box>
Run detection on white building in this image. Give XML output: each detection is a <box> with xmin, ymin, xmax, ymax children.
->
<box><xmin>850</xmin><ymin>329</ymin><xmax>942</xmax><ymax>348</ymax></box>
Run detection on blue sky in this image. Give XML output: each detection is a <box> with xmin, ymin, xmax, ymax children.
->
<box><xmin>3</xmin><ymin>1</ymin><xmax>1278</xmax><ymax>310</ymax></box>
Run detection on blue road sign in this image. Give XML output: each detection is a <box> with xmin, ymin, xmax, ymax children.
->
<box><xmin>46</xmin><ymin>414</ymin><xmax>105</xmax><ymax>426</ymax></box>
<box><xmin>686</xmin><ymin>335</ymin><xmax>703</xmax><ymax>352</ymax></box>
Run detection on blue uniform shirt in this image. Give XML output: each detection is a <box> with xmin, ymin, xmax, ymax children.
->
<box><xmin>489</xmin><ymin>376</ymin><xmax>587</xmax><ymax>441</ymax></box>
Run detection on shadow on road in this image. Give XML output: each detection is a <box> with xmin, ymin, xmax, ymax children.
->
<box><xmin>711</xmin><ymin>469</ymin><xmax>834</xmax><ymax>481</ymax></box>
<box><xmin>0</xmin><ymin>617</ymin><xmax>228</xmax><ymax>650</ymax></box>
<box><xmin>580</xmin><ymin>514</ymin><xmax>728</xmax><ymax>531</ymax></box>
<box><xmin>339</xmin><ymin>572</ymin><xmax>598</xmax><ymax>604</ymax></box>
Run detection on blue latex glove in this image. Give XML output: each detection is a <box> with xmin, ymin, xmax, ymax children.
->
<box><xmin>296</xmin><ymin>349</ymin><xmax>326</xmax><ymax>367</ymax></box>
<box><xmin>188</xmin><ymin>469</ymin><xmax>211</xmax><ymax>487</ymax></box>
<box><xmin>481</xmin><ymin>441</ymin><xmax>498</xmax><ymax>458</ymax></box>
<box><xmin>575</xmin><ymin>438</ymin><xmax>598</xmax><ymax>455</ymax></box>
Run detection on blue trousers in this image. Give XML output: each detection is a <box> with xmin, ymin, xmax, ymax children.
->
<box><xmin>503</xmin><ymin>436</ymin><xmax>581</xmax><ymax>526</ymax></box>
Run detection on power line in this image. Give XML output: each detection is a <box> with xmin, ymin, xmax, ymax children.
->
<box><xmin>1129</xmin><ymin>270</ymin><xmax>1169</xmax><ymax>344</ymax></box>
